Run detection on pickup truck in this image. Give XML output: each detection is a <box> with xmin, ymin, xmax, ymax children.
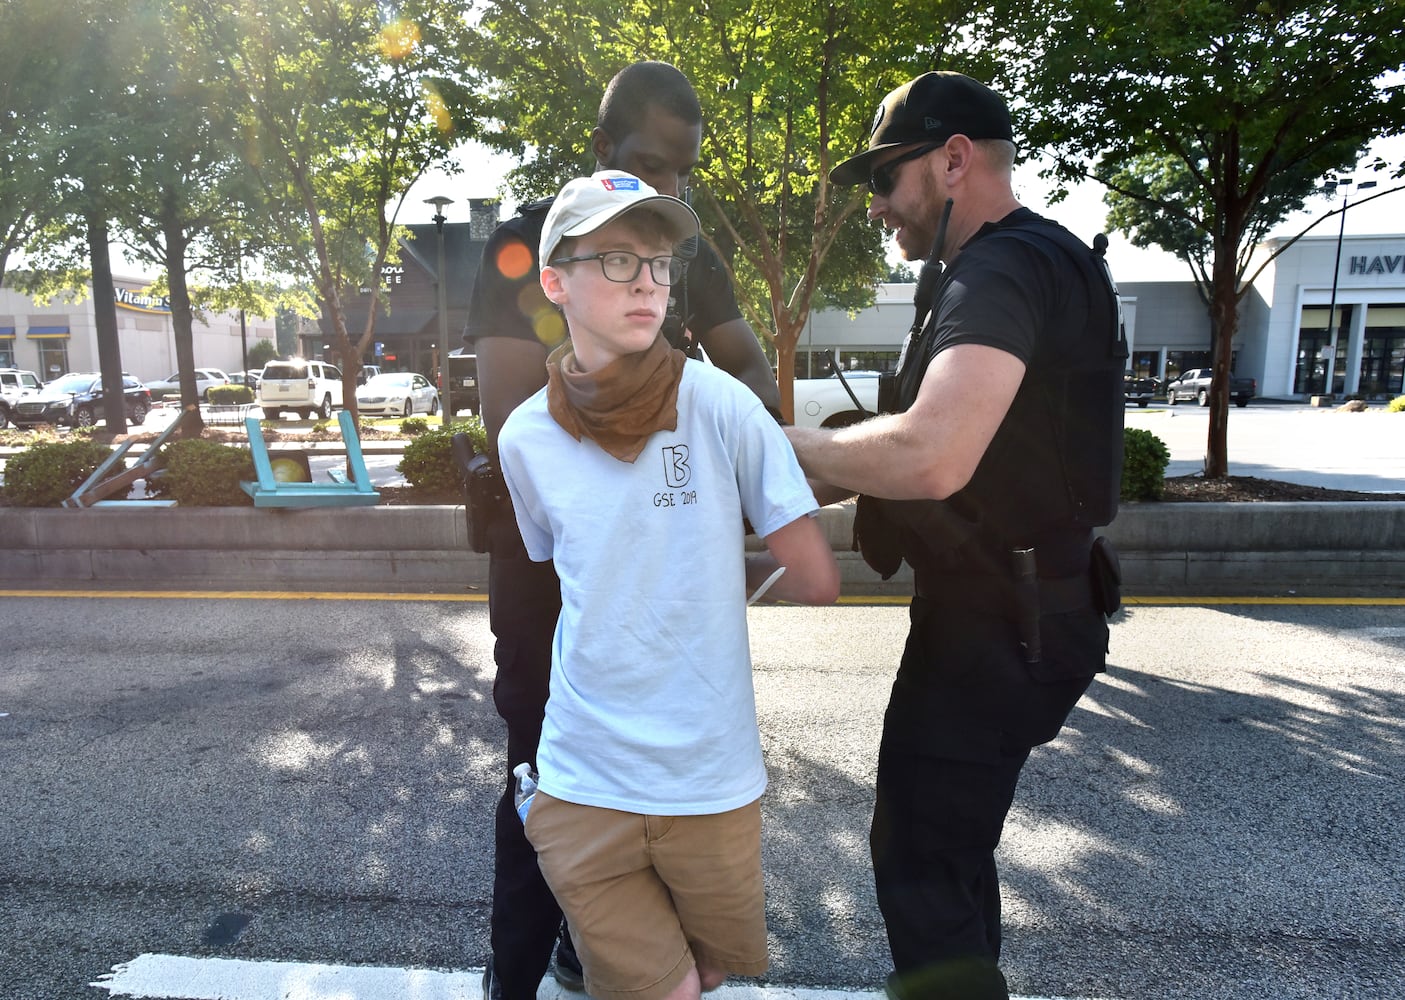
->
<box><xmin>1123</xmin><ymin>371</ymin><xmax>1158</xmax><ymax>407</ymax></box>
<box><xmin>1165</xmin><ymin>367</ymin><xmax>1256</xmax><ymax>408</ymax></box>
<box><xmin>791</xmin><ymin>371</ymin><xmax>880</xmax><ymax>428</ymax></box>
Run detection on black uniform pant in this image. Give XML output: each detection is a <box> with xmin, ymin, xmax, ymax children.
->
<box><xmin>486</xmin><ymin>521</ymin><xmax>563</xmax><ymax>1000</ymax></box>
<box><xmin>872</xmin><ymin>595</ymin><xmax>1105</xmax><ymax>1000</ymax></box>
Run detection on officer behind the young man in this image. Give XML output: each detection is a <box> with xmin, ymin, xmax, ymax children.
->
<box><xmin>785</xmin><ymin>71</ymin><xmax>1125</xmax><ymax>1000</ymax></box>
<box><xmin>462</xmin><ymin>61</ymin><xmax>780</xmax><ymax>1000</ymax></box>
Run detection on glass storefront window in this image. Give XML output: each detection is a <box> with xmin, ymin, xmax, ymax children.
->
<box><xmin>1129</xmin><ymin>351</ymin><xmax>1160</xmax><ymax>380</ymax></box>
<box><xmin>1295</xmin><ymin>305</ymin><xmax>1350</xmax><ymax>396</ymax></box>
<box><xmin>37</xmin><ymin>342</ymin><xmax>70</xmax><ymax>380</ymax></box>
<box><xmin>1360</xmin><ymin>305</ymin><xmax>1405</xmax><ymax>398</ymax></box>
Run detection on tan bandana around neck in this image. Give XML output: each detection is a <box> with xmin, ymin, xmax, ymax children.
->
<box><xmin>546</xmin><ymin>334</ymin><xmax>687</xmax><ymax>462</ymax></box>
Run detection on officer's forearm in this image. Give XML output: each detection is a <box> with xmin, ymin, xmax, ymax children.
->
<box><xmin>785</xmin><ymin>416</ymin><xmax>955</xmax><ymax>501</ymax></box>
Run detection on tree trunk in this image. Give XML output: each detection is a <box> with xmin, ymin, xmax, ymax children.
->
<box><xmin>162</xmin><ymin>217</ymin><xmax>204</xmax><ymax>438</ymax></box>
<box><xmin>86</xmin><ymin>211</ymin><xmax>126</xmax><ymax>438</ymax></box>
<box><xmin>773</xmin><ymin>305</ymin><xmax>806</xmax><ymax>424</ymax></box>
<box><xmin>1204</xmin><ymin>234</ymin><xmax>1241</xmax><ymax>478</ymax></box>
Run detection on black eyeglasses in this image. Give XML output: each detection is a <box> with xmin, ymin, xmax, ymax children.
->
<box><xmin>868</xmin><ymin>143</ymin><xmax>943</xmax><ymax>197</ymax></box>
<box><xmin>550</xmin><ymin>250</ymin><xmax>683</xmax><ymax>286</ymax></box>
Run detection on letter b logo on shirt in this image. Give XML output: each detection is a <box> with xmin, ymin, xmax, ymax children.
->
<box><xmin>662</xmin><ymin>445</ymin><xmax>691</xmax><ymax>488</ymax></box>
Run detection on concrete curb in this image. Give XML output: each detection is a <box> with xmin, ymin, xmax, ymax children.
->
<box><xmin>2</xmin><ymin>501</ymin><xmax>1402</xmax><ymax>596</ymax></box>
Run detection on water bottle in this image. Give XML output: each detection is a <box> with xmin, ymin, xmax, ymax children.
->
<box><xmin>512</xmin><ymin>762</ymin><xmax>538</xmax><ymax>823</ymax></box>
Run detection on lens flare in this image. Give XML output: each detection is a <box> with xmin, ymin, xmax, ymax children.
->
<box><xmin>496</xmin><ymin>240</ymin><xmax>533</xmax><ymax>280</ymax></box>
<box><xmin>423</xmin><ymin>83</ymin><xmax>452</xmax><ymax>134</ymax></box>
<box><xmin>379</xmin><ymin>19</ymin><xmax>420</xmax><ymax>60</ymax></box>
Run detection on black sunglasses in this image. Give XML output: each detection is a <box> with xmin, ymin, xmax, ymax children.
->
<box><xmin>868</xmin><ymin>143</ymin><xmax>944</xmax><ymax>197</ymax></box>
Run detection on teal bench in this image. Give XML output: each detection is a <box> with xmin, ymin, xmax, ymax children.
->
<box><xmin>240</xmin><ymin>409</ymin><xmax>381</xmax><ymax>508</ymax></box>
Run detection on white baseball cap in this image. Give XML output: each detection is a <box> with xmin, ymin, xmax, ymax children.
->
<box><xmin>539</xmin><ymin>170</ymin><xmax>700</xmax><ymax>269</ymax></box>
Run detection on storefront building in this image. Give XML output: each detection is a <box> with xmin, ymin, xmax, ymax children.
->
<box><xmin>0</xmin><ymin>278</ymin><xmax>276</xmax><ymax>384</ymax></box>
<box><xmin>316</xmin><ymin>199</ymin><xmax>500</xmax><ymax>379</ymax></box>
<box><xmin>796</xmin><ymin>232</ymin><xmax>1405</xmax><ymax>402</ymax></box>
<box><xmin>1258</xmin><ymin>232</ymin><xmax>1405</xmax><ymax>399</ymax></box>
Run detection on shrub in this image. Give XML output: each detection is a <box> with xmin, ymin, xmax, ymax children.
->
<box><xmin>1</xmin><ymin>439</ymin><xmax>118</xmax><ymax>507</ymax></box>
<box><xmin>208</xmin><ymin>384</ymin><xmax>254</xmax><ymax>405</ymax></box>
<box><xmin>0</xmin><ymin>425</ymin><xmax>61</xmax><ymax>447</ymax></box>
<box><xmin>400</xmin><ymin>416</ymin><xmax>430</xmax><ymax>436</ymax></box>
<box><xmin>397</xmin><ymin>416</ymin><xmax>487</xmax><ymax>492</ymax></box>
<box><xmin>146</xmin><ymin>438</ymin><xmax>255</xmax><ymax>506</ymax></box>
<box><xmin>1388</xmin><ymin>395</ymin><xmax>1405</xmax><ymax>413</ymax></box>
<box><xmin>1121</xmin><ymin>426</ymin><xmax>1170</xmax><ymax>502</ymax></box>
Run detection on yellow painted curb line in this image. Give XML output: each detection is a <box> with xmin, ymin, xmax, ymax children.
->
<box><xmin>2</xmin><ymin>589</ymin><xmax>1403</xmax><ymax>607</ymax></box>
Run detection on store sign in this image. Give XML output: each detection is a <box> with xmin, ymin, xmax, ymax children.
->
<box><xmin>1349</xmin><ymin>253</ymin><xmax>1405</xmax><ymax>276</ymax></box>
<box><xmin>115</xmin><ymin>287</ymin><xmax>172</xmax><ymax>314</ymax></box>
<box><xmin>358</xmin><ymin>265</ymin><xmax>405</xmax><ymax>295</ymax></box>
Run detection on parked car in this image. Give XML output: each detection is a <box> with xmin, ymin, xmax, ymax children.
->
<box><xmin>8</xmin><ymin>372</ymin><xmax>152</xmax><ymax>428</ymax></box>
<box><xmin>228</xmin><ymin>369</ymin><xmax>263</xmax><ymax>389</ymax></box>
<box><xmin>446</xmin><ymin>349</ymin><xmax>478</xmax><ymax>414</ymax></box>
<box><xmin>355</xmin><ymin>371</ymin><xmax>440</xmax><ymax>417</ymax></box>
<box><xmin>1124</xmin><ymin>371</ymin><xmax>1159</xmax><ymax>407</ymax></box>
<box><xmin>791</xmin><ymin>370</ymin><xmax>881</xmax><ymax>428</ymax></box>
<box><xmin>355</xmin><ymin>364</ymin><xmax>384</xmax><ymax>386</ymax></box>
<box><xmin>1165</xmin><ymin>367</ymin><xmax>1256</xmax><ymax>407</ymax></box>
<box><xmin>257</xmin><ymin>359</ymin><xmax>344</xmax><ymax>419</ymax></box>
<box><xmin>143</xmin><ymin>367</ymin><xmax>231</xmax><ymax>402</ymax></box>
<box><xmin>0</xmin><ymin>367</ymin><xmax>44</xmax><ymax>429</ymax></box>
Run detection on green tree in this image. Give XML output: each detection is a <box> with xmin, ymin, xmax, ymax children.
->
<box><xmin>463</xmin><ymin>0</ymin><xmax>988</xmax><ymax>419</ymax></box>
<box><xmin>18</xmin><ymin>0</ymin><xmax>147</xmax><ymax>433</ymax></box>
<box><xmin>198</xmin><ymin>0</ymin><xmax>476</xmax><ymax>422</ymax></box>
<box><xmin>989</xmin><ymin>0</ymin><xmax>1405</xmax><ymax>476</ymax></box>
<box><xmin>0</xmin><ymin>1</ymin><xmax>73</xmax><ymax>285</ymax></box>
<box><xmin>247</xmin><ymin>338</ymin><xmax>280</xmax><ymax>370</ymax></box>
<box><xmin>102</xmin><ymin>0</ymin><xmax>267</xmax><ymax>434</ymax></box>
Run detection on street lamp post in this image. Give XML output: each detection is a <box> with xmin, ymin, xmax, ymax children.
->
<box><xmin>425</xmin><ymin>195</ymin><xmax>454</xmax><ymax>425</ymax></box>
<box><xmin>1321</xmin><ymin>177</ymin><xmax>1377</xmax><ymax>395</ymax></box>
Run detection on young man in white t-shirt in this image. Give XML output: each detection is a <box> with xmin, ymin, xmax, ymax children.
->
<box><xmin>496</xmin><ymin>170</ymin><xmax>839</xmax><ymax>1000</ymax></box>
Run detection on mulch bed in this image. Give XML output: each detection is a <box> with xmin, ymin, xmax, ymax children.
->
<box><xmin>1160</xmin><ymin>474</ymin><xmax>1405</xmax><ymax>503</ymax></box>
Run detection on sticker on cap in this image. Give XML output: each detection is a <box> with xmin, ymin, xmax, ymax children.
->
<box><xmin>602</xmin><ymin>177</ymin><xmax>641</xmax><ymax>191</ymax></box>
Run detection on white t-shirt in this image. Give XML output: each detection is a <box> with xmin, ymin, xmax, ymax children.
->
<box><xmin>498</xmin><ymin>360</ymin><xmax>818</xmax><ymax>815</ymax></box>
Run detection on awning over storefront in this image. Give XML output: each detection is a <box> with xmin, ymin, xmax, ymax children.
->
<box><xmin>0</xmin><ymin>326</ymin><xmax>15</xmax><ymax>340</ymax></box>
<box><xmin>337</xmin><ymin>309</ymin><xmax>436</xmax><ymax>337</ymax></box>
<box><xmin>27</xmin><ymin>325</ymin><xmax>70</xmax><ymax>339</ymax></box>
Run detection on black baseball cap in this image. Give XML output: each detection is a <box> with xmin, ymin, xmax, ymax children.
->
<box><xmin>830</xmin><ymin>72</ymin><xmax>1014</xmax><ymax>186</ymax></box>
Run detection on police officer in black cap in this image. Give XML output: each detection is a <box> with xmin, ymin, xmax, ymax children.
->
<box><xmin>786</xmin><ymin>71</ymin><xmax>1126</xmax><ymax>1000</ymax></box>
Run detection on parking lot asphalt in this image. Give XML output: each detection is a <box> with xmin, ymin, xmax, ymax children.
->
<box><xmin>1124</xmin><ymin>401</ymin><xmax>1405</xmax><ymax>493</ymax></box>
<box><xmin>4</xmin><ymin>596</ymin><xmax>1403</xmax><ymax>1000</ymax></box>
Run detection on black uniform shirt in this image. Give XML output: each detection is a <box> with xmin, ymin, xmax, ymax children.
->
<box><xmin>902</xmin><ymin>208</ymin><xmax>1122</xmax><ymax>550</ymax></box>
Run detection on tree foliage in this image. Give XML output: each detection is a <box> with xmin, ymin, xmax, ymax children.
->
<box><xmin>987</xmin><ymin>0</ymin><xmax>1405</xmax><ymax>475</ymax></box>
<box><xmin>194</xmin><ymin>0</ymin><xmax>478</xmax><ymax>421</ymax></box>
<box><xmin>462</xmin><ymin>0</ymin><xmax>991</xmax><ymax>418</ymax></box>
<box><xmin>0</xmin><ymin>1</ymin><xmax>76</xmax><ymax>284</ymax></box>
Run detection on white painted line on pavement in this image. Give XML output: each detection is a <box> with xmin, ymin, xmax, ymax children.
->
<box><xmin>92</xmin><ymin>954</ymin><xmax>1098</xmax><ymax>1000</ymax></box>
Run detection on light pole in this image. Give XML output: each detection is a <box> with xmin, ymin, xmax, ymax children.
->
<box><xmin>425</xmin><ymin>195</ymin><xmax>454</xmax><ymax>425</ymax></box>
<box><xmin>1321</xmin><ymin>176</ymin><xmax>1377</xmax><ymax>395</ymax></box>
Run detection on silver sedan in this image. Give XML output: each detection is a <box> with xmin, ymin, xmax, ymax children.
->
<box><xmin>354</xmin><ymin>372</ymin><xmax>440</xmax><ymax>417</ymax></box>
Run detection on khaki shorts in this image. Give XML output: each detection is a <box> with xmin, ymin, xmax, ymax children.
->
<box><xmin>525</xmin><ymin>792</ymin><xmax>768</xmax><ymax>1000</ymax></box>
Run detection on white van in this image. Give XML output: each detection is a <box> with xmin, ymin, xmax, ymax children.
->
<box><xmin>257</xmin><ymin>359</ymin><xmax>344</xmax><ymax>419</ymax></box>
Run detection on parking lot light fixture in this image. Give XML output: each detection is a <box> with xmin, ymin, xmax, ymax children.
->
<box><xmin>425</xmin><ymin>196</ymin><xmax>454</xmax><ymax>425</ymax></box>
<box><xmin>1321</xmin><ymin>177</ymin><xmax>1378</xmax><ymax>395</ymax></box>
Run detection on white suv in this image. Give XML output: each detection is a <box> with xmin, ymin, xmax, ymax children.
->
<box><xmin>258</xmin><ymin>359</ymin><xmax>344</xmax><ymax>419</ymax></box>
<box><xmin>0</xmin><ymin>368</ymin><xmax>44</xmax><ymax>429</ymax></box>
<box><xmin>791</xmin><ymin>371</ymin><xmax>881</xmax><ymax>428</ymax></box>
